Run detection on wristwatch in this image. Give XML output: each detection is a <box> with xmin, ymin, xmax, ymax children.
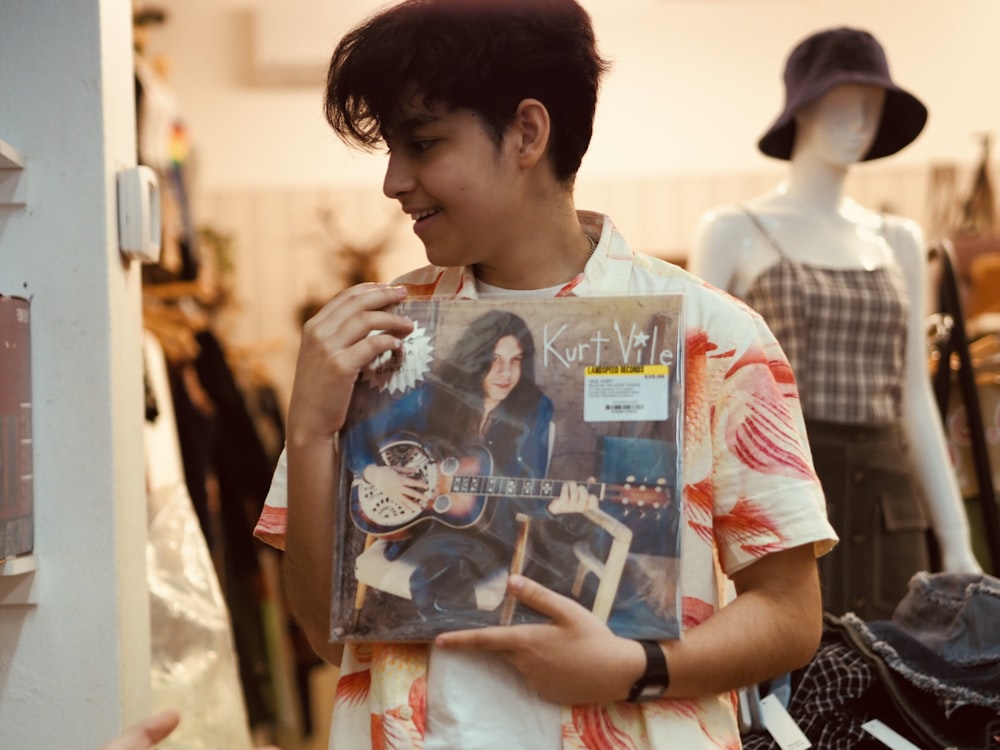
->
<box><xmin>627</xmin><ymin>639</ymin><xmax>670</xmax><ymax>702</ymax></box>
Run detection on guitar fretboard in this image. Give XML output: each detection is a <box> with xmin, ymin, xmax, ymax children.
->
<box><xmin>451</xmin><ymin>474</ymin><xmax>666</xmax><ymax>507</ymax></box>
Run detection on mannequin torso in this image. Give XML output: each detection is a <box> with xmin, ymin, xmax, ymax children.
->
<box><xmin>700</xmin><ymin>193</ymin><xmax>904</xmax><ymax>299</ymax></box>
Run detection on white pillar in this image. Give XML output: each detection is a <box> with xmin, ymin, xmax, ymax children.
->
<box><xmin>0</xmin><ymin>0</ymin><xmax>151</xmax><ymax>747</ymax></box>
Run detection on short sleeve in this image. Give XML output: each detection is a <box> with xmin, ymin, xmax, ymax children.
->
<box><xmin>683</xmin><ymin>292</ymin><xmax>838</xmax><ymax>577</ymax></box>
<box><xmin>254</xmin><ymin>446</ymin><xmax>289</xmax><ymax>550</ymax></box>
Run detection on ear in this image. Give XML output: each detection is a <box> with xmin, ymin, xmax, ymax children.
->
<box><xmin>511</xmin><ymin>98</ymin><xmax>551</xmax><ymax>170</ymax></box>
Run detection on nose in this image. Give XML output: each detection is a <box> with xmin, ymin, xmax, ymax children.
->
<box><xmin>853</xmin><ymin>103</ymin><xmax>872</xmax><ymax>132</ymax></box>
<box><xmin>382</xmin><ymin>151</ymin><xmax>413</xmax><ymax>200</ymax></box>
<box><xmin>856</xmin><ymin>88</ymin><xmax>885</xmax><ymax>132</ymax></box>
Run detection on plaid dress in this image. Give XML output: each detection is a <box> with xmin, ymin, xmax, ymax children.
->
<box><xmin>740</xmin><ymin>211</ymin><xmax>907</xmax><ymax>425</ymax></box>
<box><xmin>740</xmin><ymin>209</ymin><xmax>929</xmax><ymax>620</ymax></box>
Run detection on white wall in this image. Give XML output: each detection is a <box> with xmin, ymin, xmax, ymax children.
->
<box><xmin>146</xmin><ymin>0</ymin><xmax>1000</xmax><ymax>190</ymax></box>
<box><xmin>0</xmin><ymin>1</ymin><xmax>151</xmax><ymax>748</ymax></box>
<box><xmin>584</xmin><ymin>0</ymin><xmax>1000</xmax><ymax>178</ymax></box>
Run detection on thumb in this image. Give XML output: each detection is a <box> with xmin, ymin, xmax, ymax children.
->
<box><xmin>100</xmin><ymin>710</ymin><xmax>181</xmax><ymax>750</ymax></box>
<box><xmin>131</xmin><ymin>710</ymin><xmax>181</xmax><ymax>747</ymax></box>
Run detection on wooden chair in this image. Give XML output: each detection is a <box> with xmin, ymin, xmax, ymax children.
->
<box><xmin>352</xmin><ymin>504</ymin><xmax>634</xmax><ymax>628</ymax></box>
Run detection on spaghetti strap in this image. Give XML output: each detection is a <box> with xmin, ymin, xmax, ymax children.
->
<box><xmin>740</xmin><ymin>206</ymin><xmax>789</xmax><ymax>259</ymax></box>
<box><xmin>878</xmin><ymin>212</ymin><xmax>890</xmax><ymax>240</ymax></box>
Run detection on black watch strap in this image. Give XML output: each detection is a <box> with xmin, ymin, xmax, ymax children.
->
<box><xmin>627</xmin><ymin>639</ymin><xmax>670</xmax><ymax>703</ymax></box>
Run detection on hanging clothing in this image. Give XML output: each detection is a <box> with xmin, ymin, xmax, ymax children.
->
<box><xmin>143</xmin><ymin>331</ymin><xmax>257</xmax><ymax>750</ymax></box>
<box><xmin>169</xmin><ymin>328</ymin><xmax>282</xmax><ymax>730</ymax></box>
<box><xmin>741</xmin><ymin>572</ymin><xmax>1000</xmax><ymax>750</ymax></box>
<box><xmin>134</xmin><ymin>53</ymin><xmax>199</xmax><ymax>281</ymax></box>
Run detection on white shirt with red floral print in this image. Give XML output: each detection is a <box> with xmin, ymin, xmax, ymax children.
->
<box><xmin>254</xmin><ymin>212</ymin><xmax>838</xmax><ymax>750</ymax></box>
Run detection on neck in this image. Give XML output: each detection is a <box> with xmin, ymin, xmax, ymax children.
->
<box><xmin>781</xmin><ymin>156</ymin><xmax>850</xmax><ymax>214</ymax></box>
<box><xmin>478</xmin><ymin>400</ymin><xmax>500</xmax><ymax>435</ymax></box>
<box><xmin>473</xmin><ymin>194</ymin><xmax>592</xmax><ymax>290</ymax></box>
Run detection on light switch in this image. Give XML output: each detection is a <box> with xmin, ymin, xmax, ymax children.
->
<box><xmin>117</xmin><ymin>165</ymin><xmax>161</xmax><ymax>263</ymax></box>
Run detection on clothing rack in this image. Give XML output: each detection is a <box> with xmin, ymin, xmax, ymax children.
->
<box><xmin>928</xmin><ymin>239</ymin><xmax>1000</xmax><ymax>575</ymax></box>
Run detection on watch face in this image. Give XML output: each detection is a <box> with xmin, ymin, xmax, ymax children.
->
<box><xmin>629</xmin><ymin>640</ymin><xmax>669</xmax><ymax>702</ymax></box>
<box><xmin>637</xmin><ymin>682</ymin><xmax>667</xmax><ymax>701</ymax></box>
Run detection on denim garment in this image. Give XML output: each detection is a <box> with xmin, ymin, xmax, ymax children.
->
<box><xmin>850</xmin><ymin>571</ymin><xmax>1000</xmax><ymax>714</ymax></box>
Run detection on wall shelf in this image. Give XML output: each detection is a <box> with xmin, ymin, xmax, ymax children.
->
<box><xmin>0</xmin><ymin>554</ymin><xmax>36</xmax><ymax>577</ymax></box>
<box><xmin>0</xmin><ymin>138</ymin><xmax>26</xmax><ymax>207</ymax></box>
<box><xmin>0</xmin><ymin>138</ymin><xmax>25</xmax><ymax>169</ymax></box>
<box><xmin>0</xmin><ymin>554</ymin><xmax>38</xmax><ymax>607</ymax></box>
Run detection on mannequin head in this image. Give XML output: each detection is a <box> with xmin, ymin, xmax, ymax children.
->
<box><xmin>758</xmin><ymin>27</ymin><xmax>927</xmax><ymax>162</ymax></box>
<box><xmin>792</xmin><ymin>83</ymin><xmax>886</xmax><ymax>166</ymax></box>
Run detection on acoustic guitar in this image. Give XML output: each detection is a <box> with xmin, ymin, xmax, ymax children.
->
<box><xmin>350</xmin><ymin>432</ymin><xmax>670</xmax><ymax>536</ymax></box>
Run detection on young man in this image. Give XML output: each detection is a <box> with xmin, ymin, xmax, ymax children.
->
<box><xmin>254</xmin><ymin>1</ymin><xmax>838</xmax><ymax>747</ymax></box>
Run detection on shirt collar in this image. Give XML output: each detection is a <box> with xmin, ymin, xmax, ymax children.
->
<box><xmin>454</xmin><ymin>212</ymin><xmax>634</xmax><ymax>299</ymax></box>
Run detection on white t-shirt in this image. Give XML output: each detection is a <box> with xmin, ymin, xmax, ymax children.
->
<box><xmin>424</xmin><ymin>279</ymin><xmax>565</xmax><ymax>750</ymax></box>
<box><xmin>425</xmin><ymin>650</ymin><xmax>560</xmax><ymax>750</ymax></box>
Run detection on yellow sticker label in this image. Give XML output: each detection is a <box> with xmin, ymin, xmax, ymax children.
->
<box><xmin>584</xmin><ymin>365</ymin><xmax>670</xmax><ymax>376</ymax></box>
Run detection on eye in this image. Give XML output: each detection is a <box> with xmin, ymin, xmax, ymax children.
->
<box><xmin>383</xmin><ymin>134</ymin><xmax>435</xmax><ymax>155</ymax></box>
<box><xmin>409</xmin><ymin>138</ymin><xmax>437</xmax><ymax>154</ymax></box>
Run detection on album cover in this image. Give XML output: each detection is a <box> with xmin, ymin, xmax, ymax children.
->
<box><xmin>331</xmin><ymin>294</ymin><xmax>684</xmax><ymax>642</ymax></box>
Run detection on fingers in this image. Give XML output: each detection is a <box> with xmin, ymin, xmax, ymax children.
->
<box><xmin>398</xmin><ymin>475</ymin><xmax>428</xmax><ymax>492</ymax></box>
<box><xmin>141</xmin><ymin>710</ymin><xmax>182</xmax><ymax>741</ymax></box>
<box><xmin>367</xmin><ymin>465</ymin><xmax>427</xmax><ymax>491</ymax></box>
<box><xmin>548</xmin><ymin>481</ymin><xmax>597</xmax><ymax>515</ymax></box>
<box><xmin>435</xmin><ymin>576</ymin><xmax>583</xmax><ymax>651</ymax></box>
<box><xmin>308</xmin><ymin>282</ymin><xmax>407</xmax><ymax>325</ymax></box>
<box><xmin>99</xmin><ymin>710</ymin><xmax>181</xmax><ymax>750</ymax></box>
<box><xmin>310</xmin><ymin>284</ymin><xmax>411</xmax><ymax>340</ymax></box>
<box><xmin>573</xmin><ymin>480</ymin><xmax>599</xmax><ymax>511</ymax></box>
<box><xmin>434</xmin><ymin>621</ymin><xmax>518</xmax><ymax>651</ymax></box>
<box><xmin>369</xmin><ymin>466</ymin><xmax>428</xmax><ymax>502</ymax></box>
<box><xmin>397</xmin><ymin>496</ymin><xmax>424</xmax><ymax>512</ymax></box>
<box><xmin>304</xmin><ymin>285</ymin><xmax>414</xmax><ymax>369</ymax></box>
<box><xmin>388</xmin><ymin>478</ymin><xmax>426</xmax><ymax>507</ymax></box>
<box><xmin>287</xmin><ymin>284</ymin><xmax>413</xmax><ymax>438</ymax></box>
<box><xmin>503</xmin><ymin>575</ymin><xmax>584</xmax><ymax>623</ymax></box>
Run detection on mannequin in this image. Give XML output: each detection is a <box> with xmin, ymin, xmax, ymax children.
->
<box><xmin>689</xmin><ymin>27</ymin><xmax>981</xmax><ymax>621</ymax></box>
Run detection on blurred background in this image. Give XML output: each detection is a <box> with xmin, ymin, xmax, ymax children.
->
<box><xmin>137</xmin><ymin>0</ymin><xmax>1000</xmax><ymax>408</ymax></box>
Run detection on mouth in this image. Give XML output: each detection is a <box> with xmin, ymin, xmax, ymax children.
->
<box><xmin>409</xmin><ymin>208</ymin><xmax>441</xmax><ymax>225</ymax></box>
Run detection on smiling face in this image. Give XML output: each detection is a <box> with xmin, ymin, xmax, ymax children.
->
<box><xmin>381</xmin><ymin>95</ymin><xmax>521</xmax><ymax>269</ymax></box>
<box><xmin>481</xmin><ymin>335</ymin><xmax>524</xmax><ymax>411</ymax></box>
<box><xmin>793</xmin><ymin>83</ymin><xmax>887</xmax><ymax>166</ymax></box>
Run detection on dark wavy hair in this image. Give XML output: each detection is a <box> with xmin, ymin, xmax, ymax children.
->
<box><xmin>323</xmin><ymin>0</ymin><xmax>609</xmax><ymax>184</ymax></box>
<box><xmin>426</xmin><ymin>310</ymin><xmax>544</xmax><ymax>450</ymax></box>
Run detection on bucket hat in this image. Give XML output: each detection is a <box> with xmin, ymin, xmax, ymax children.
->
<box><xmin>757</xmin><ymin>26</ymin><xmax>928</xmax><ymax>161</ymax></box>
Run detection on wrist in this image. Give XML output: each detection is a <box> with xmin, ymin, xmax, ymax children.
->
<box><xmin>619</xmin><ymin>638</ymin><xmax>646</xmax><ymax>700</ymax></box>
<box><xmin>626</xmin><ymin>639</ymin><xmax>670</xmax><ymax>703</ymax></box>
<box><xmin>286</xmin><ymin>423</ymin><xmax>338</xmax><ymax>451</ymax></box>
